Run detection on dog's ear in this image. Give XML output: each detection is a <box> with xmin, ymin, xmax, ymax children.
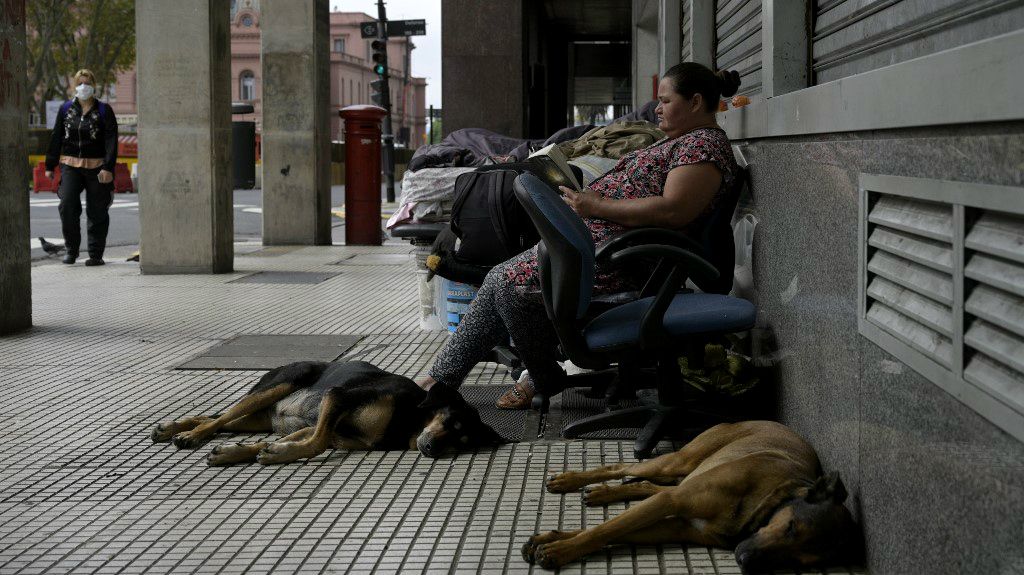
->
<box><xmin>418</xmin><ymin>384</ymin><xmax>461</xmax><ymax>410</ymax></box>
<box><xmin>473</xmin><ymin>423</ymin><xmax>507</xmax><ymax>447</ymax></box>
<box><xmin>806</xmin><ymin>472</ymin><xmax>848</xmax><ymax>504</ymax></box>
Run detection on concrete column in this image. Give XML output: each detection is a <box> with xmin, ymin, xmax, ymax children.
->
<box><xmin>633</xmin><ymin>0</ymin><xmax>660</xmax><ymax>106</ymax></box>
<box><xmin>762</xmin><ymin>0</ymin><xmax>809</xmax><ymax>97</ymax></box>
<box><xmin>658</xmin><ymin>0</ymin><xmax>681</xmax><ymax>74</ymax></box>
<box><xmin>687</xmin><ymin>0</ymin><xmax>715</xmax><ymax>68</ymax></box>
<box><xmin>261</xmin><ymin>0</ymin><xmax>331</xmax><ymax>245</ymax></box>
<box><xmin>442</xmin><ymin>0</ymin><xmax>523</xmax><ymax>137</ymax></box>
<box><xmin>0</xmin><ymin>0</ymin><xmax>31</xmax><ymax>334</ymax></box>
<box><xmin>136</xmin><ymin>0</ymin><xmax>233</xmax><ymax>274</ymax></box>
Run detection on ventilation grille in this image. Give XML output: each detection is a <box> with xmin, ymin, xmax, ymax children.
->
<box><xmin>865</xmin><ymin>195</ymin><xmax>954</xmax><ymax>367</ymax></box>
<box><xmin>859</xmin><ymin>174</ymin><xmax>1024</xmax><ymax>443</ymax></box>
<box><xmin>963</xmin><ymin>209</ymin><xmax>1024</xmax><ymax>414</ymax></box>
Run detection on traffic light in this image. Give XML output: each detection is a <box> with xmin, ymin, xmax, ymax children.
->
<box><xmin>370</xmin><ymin>39</ymin><xmax>388</xmax><ymax>76</ymax></box>
<box><xmin>370</xmin><ymin>38</ymin><xmax>390</xmax><ymax>109</ymax></box>
<box><xmin>370</xmin><ymin>78</ymin><xmax>389</xmax><ymax>108</ymax></box>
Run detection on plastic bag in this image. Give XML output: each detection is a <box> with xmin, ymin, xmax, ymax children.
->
<box><xmin>730</xmin><ymin>213</ymin><xmax>758</xmax><ymax>300</ymax></box>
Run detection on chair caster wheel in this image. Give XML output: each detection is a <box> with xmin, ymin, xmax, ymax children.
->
<box><xmin>634</xmin><ymin>448</ymin><xmax>653</xmax><ymax>460</ymax></box>
<box><xmin>531</xmin><ymin>393</ymin><xmax>549</xmax><ymax>413</ymax></box>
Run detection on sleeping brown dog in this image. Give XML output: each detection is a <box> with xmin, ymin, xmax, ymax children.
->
<box><xmin>524</xmin><ymin>420</ymin><xmax>862</xmax><ymax>573</ymax></box>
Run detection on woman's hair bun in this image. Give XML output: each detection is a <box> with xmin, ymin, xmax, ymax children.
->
<box><xmin>716</xmin><ymin>70</ymin><xmax>741</xmax><ymax>98</ymax></box>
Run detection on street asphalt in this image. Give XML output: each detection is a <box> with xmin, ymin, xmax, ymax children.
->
<box><xmin>26</xmin><ymin>185</ymin><xmax>386</xmax><ymax>261</ymax></box>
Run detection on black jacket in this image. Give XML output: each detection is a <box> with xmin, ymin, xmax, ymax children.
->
<box><xmin>45</xmin><ymin>99</ymin><xmax>119</xmax><ymax>172</ymax></box>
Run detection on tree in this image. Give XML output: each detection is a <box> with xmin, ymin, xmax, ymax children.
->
<box><xmin>26</xmin><ymin>0</ymin><xmax>135</xmax><ymax>118</ymax></box>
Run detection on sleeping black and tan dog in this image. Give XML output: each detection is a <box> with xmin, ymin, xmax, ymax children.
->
<box><xmin>151</xmin><ymin>360</ymin><xmax>503</xmax><ymax>464</ymax></box>
<box><xmin>524</xmin><ymin>420</ymin><xmax>862</xmax><ymax>573</ymax></box>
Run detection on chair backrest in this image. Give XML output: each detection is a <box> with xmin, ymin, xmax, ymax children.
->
<box><xmin>697</xmin><ymin>165</ymin><xmax>748</xmax><ymax>294</ymax></box>
<box><xmin>512</xmin><ymin>172</ymin><xmax>595</xmax><ymax>321</ymax></box>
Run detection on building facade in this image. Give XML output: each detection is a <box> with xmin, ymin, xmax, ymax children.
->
<box><xmin>111</xmin><ymin>0</ymin><xmax>427</xmax><ymax>148</ymax></box>
<box><xmin>441</xmin><ymin>1</ymin><xmax>1024</xmax><ymax>573</ymax></box>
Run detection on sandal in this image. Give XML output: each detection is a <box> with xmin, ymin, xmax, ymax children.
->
<box><xmin>496</xmin><ymin>377</ymin><xmax>534</xmax><ymax>410</ymax></box>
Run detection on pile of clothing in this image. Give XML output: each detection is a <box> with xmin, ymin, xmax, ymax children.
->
<box><xmin>389</xmin><ymin>101</ymin><xmax>663</xmax><ymax>229</ymax></box>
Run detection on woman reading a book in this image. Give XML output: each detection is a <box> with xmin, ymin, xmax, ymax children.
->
<box><xmin>418</xmin><ymin>62</ymin><xmax>743</xmax><ymax>410</ymax></box>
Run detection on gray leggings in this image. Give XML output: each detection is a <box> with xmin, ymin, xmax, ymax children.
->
<box><xmin>428</xmin><ymin>251</ymin><xmax>565</xmax><ymax>393</ymax></box>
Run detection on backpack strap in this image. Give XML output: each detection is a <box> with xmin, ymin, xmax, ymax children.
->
<box><xmin>62</xmin><ymin>99</ymin><xmax>109</xmax><ymax>121</ymax></box>
<box><xmin>486</xmin><ymin>170</ymin><xmax>518</xmax><ymax>258</ymax></box>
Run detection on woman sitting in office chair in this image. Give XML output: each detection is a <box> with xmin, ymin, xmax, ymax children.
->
<box><xmin>417</xmin><ymin>62</ymin><xmax>743</xmax><ymax>409</ymax></box>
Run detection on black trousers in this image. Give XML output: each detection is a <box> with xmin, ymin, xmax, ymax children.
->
<box><xmin>58</xmin><ymin>165</ymin><xmax>113</xmax><ymax>258</ymax></box>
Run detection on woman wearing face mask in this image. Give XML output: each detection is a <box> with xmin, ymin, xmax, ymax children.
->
<box><xmin>45</xmin><ymin>68</ymin><xmax>119</xmax><ymax>266</ymax></box>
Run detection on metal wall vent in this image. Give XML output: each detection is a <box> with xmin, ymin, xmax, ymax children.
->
<box><xmin>865</xmin><ymin>195</ymin><xmax>955</xmax><ymax>367</ymax></box>
<box><xmin>963</xmin><ymin>210</ymin><xmax>1024</xmax><ymax>416</ymax></box>
<box><xmin>859</xmin><ymin>174</ymin><xmax>1024</xmax><ymax>443</ymax></box>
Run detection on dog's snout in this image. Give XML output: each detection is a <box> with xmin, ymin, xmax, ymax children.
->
<box><xmin>734</xmin><ymin>541</ymin><xmax>761</xmax><ymax>573</ymax></box>
<box><xmin>416</xmin><ymin>434</ymin><xmax>438</xmax><ymax>458</ymax></box>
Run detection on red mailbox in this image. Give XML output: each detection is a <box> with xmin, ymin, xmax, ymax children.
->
<box><xmin>340</xmin><ymin>105</ymin><xmax>388</xmax><ymax>246</ymax></box>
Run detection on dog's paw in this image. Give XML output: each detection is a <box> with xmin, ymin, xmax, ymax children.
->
<box><xmin>207</xmin><ymin>443</ymin><xmax>262</xmax><ymax>466</ymax></box>
<box><xmin>256</xmin><ymin>442</ymin><xmax>303</xmax><ymax>465</ymax></box>
<box><xmin>523</xmin><ymin>530</ymin><xmax>577</xmax><ymax>564</ymax></box>
<box><xmin>521</xmin><ymin>537</ymin><xmax>538</xmax><ymax>563</ymax></box>
<box><xmin>546</xmin><ymin>472</ymin><xmax>585</xmax><ymax>493</ymax></box>
<box><xmin>534</xmin><ymin>540</ymin><xmax>579</xmax><ymax>570</ymax></box>
<box><xmin>151</xmin><ymin>422</ymin><xmax>177</xmax><ymax>442</ymax></box>
<box><xmin>171</xmin><ymin>431</ymin><xmax>208</xmax><ymax>450</ymax></box>
<box><xmin>582</xmin><ymin>484</ymin><xmax>614</xmax><ymax>506</ymax></box>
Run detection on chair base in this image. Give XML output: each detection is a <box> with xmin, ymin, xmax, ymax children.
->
<box><xmin>563</xmin><ymin>404</ymin><xmax>733</xmax><ymax>459</ymax></box>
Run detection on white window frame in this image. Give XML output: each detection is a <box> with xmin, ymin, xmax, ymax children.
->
<box><xmin>240</xmin><ymin>70</ymin><xmax>256</xmax><ymax>101</ymax></box>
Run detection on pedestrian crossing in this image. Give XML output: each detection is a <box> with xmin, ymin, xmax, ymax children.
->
<box><xmin>29</xmin><ymin>198</ymin><xmax>139</xmax><ymax>209</ymax></box>
<box><xmin>28</xmin><ymin>198</ymin><xmax>260</xmax><ymax>211</ymax></box>
<box><xmin>29</xmin><ymin>198</ymin><xmax>384</xmax><ymax>218</ymax></box>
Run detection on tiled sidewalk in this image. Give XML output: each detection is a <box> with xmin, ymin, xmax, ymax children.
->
<box><xmin>0</xmin><ymin>243</ymin><xmax>861</xmax><ymax>575</ymax></box>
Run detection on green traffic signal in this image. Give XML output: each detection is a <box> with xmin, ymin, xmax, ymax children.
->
<box><xmin>374</xmin><ymin>64</ymin><xmax>386</xmax><ymax>75</ymax></box>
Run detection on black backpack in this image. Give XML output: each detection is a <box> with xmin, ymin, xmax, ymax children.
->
<box><xmin>427</xmin><ymin>163</ymin><xmax>586</xmax><ymax>286</ymax></box>
<box><xmin>451</xmin><ymin>169</ymin><xmax>540</xmax><ymax>266</ymax></box>
<box><xmin>425</xmin><ymin>169</ymin><xmax>541</xmax><ymax>286</ymax></box>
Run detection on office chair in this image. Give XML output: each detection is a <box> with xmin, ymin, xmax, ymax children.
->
<box><xmin>513</xmin><ymin>172</ymin><xmax>756</xmax><ymax>459</ymax></box>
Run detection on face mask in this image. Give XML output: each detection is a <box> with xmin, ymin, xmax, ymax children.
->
<box><xmin>75</xmin><ymin>84</ymin><xmax>95</xmax><ymax>100</ymax></box>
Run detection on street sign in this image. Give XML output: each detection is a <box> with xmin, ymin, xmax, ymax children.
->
<box><xmin>359</xmin><ymin>21</ymin><xmax>379</xmax><ymax>38</ymax></box>
<box><xmin>387</xmin><ymin>19</ymin><xmax>426</xmax><ymax>36</ymax></box>
<box><xmin>361</xmin><ymin>19</ymin><xmax>426</xmax><ymax>38</ymax></box>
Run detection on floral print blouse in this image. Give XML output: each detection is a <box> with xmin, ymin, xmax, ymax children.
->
<box><xmin>506</xmin><ymin>126</ymin><xmax>737</xmax><ymax>294</ymax></box>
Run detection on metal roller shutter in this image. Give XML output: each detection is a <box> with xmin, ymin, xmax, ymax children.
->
<box><xmin>813</xmin><ymin>0</ymin><xmax>1024</xmax><ymax>84</ymax></box>
<box><xmin>714</xmin><ymin>0</ymin><xmax>762</xmax><ymax>96</ymax></box>
<box><xmin>681</xmin><ymin>0</ymin><xmax>692</xmax><ymax>62</ymax></box>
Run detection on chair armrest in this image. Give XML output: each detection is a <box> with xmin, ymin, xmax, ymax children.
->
<box><xmin>608</xmin><ymin>244</ymin><xmax>721</xmax><ymax>345</ymax></box>
<box><xmin>607</xmin><ymin>244</ymin><xmax>720</xmax><ymax>291</ymax></box>
<box><xmin>391</xmin><ymin>222</ymin><xmax>449</xmax><ymax>247</ymax></box>
<box><xmin>595</xmin><ymin>228</ymin><xmax>704</xmax><ymax>262</ymax></box>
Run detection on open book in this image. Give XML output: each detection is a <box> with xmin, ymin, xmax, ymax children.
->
<box><xmin>527</xmin><ymin>143</ymin><xmax>583</xmax><ymax>192</ymax></box>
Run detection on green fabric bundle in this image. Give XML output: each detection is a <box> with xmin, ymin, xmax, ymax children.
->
<box><xmin>678</xmin><ymin>343</ymin><xmax>759</xmax><ymax>397</ymax></box>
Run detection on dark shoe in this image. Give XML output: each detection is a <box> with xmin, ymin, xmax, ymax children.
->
<box><xmin>62</xmin><ymin>254</ymin><xmax>76</xmax><ymax>264</ymax></box>
<box><xmin>85</xmin><ymin>258</ymin><xmax>105</xmax><ymax>266</ymax></box>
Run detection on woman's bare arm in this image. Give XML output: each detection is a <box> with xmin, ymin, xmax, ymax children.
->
<box><xmin>562</xmin><ymin>162</ymin><xmax>722</xmax><ymax>229</ymax></box>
